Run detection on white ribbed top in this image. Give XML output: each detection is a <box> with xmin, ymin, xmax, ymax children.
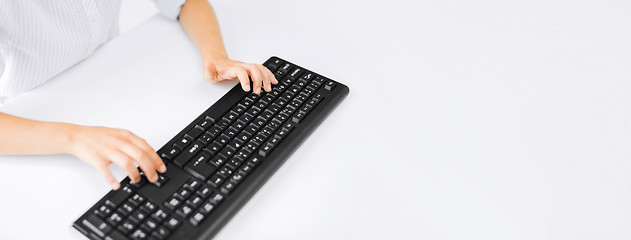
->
<box><xmin>0</xmin><ymin>0</ymin><xmax>186</xmax><ymax>106</ymax></box>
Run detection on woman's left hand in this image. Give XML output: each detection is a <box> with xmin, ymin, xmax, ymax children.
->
<box><xmin>203</xmin><ymin>58</ymin><xmax>278</xmax><ymax>94</ymax></box>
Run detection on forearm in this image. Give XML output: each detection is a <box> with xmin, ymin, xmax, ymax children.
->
<box><xmin>0</xmin><ymin>112</ymin><xmax>77</xmax><ymax>155</ymax></box>
<box><xmin>179</xmin><ymin>0</ymin><xmax>228</xmax><ymax>63</ymax></box>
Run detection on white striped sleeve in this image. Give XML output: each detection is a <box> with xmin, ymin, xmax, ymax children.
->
<box><xmin>0</xmin><ymin>28</ymin><xmax>6</xmax><ymax>79</ymax></box>
<box><xmin>153</xmin><ymin>0</ymin><xmax>188</xmax><ymax>20</ymax></box>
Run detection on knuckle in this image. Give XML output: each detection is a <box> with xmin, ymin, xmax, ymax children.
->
<box><xmin>123</xmin><ymin>160</ymin><xmax>135</xmax><ymax>169</ymax></box>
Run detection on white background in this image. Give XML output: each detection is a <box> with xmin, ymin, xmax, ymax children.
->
<box><xmin>1</xmin><ymin>0</ymin><xmax>631</xmax><ymax>239</ymax></box>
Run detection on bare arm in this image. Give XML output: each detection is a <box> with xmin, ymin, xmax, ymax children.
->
<box><xmin>179</xmin><ymin>0</ymin><xmax>277</xmax><ymax>94</ymax></box>
<box><xmin>0</xmin><ymin>112</ymin><xmax>166</xmax><ymax>189</ymax></box>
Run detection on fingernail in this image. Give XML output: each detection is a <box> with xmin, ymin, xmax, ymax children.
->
<box><xmin>111</xmin><ymin>182</ymin><xmax>120</xmax><ymax>190</ymax></box>
<box><xmin>151</xmin><ymin>175</ymin><xmax>158</xmax><ymax>182</ymax></box>
<box><xmin>160</xmin><ymin>165</ymin><xmax>167</xmax><ymax>172</ymax></box>
<box><xmin>243</xmin><ymin>85</ymin><xmax>250</xmax><ymax>91</ymax></box>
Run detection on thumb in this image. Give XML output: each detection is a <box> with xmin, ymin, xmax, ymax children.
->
<box><xmin>204</xmin><ymin>62</ymin><xmax>219</xmax><ymax>83</ymax></box>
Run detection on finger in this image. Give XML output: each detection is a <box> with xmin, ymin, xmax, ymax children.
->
<box><xmin>257</xmin><ymin>66</ymin><xmax>272</xmax><ymax>92</ymax></box>
<box><xmin>248</xmin><ymin>68</ymin><xmax>263</xmax><ymax>95</ymax></box>
<box><xmin>136</xmin><ymin>155</ymin><xmax>159</xmax><ymax>183</ymax></box>
<box><xmin>234</xmin><ymin>67</ymin><xmax>251</xmax><ymax>92</ymax></box>
<box><xmin>97</xmin><ymin>163</ymin><xmax>120</xmax><ymax>190</ymax></box>
<box><xmin>111</xmin><ymin>151</ymin><xmax>141</xmax><ymax>183</ymax></box>
<box><xmin>119</xmin><ymin>141</ymin><xmax>160</xmax><ymax>183</ymax></box>
<box><xmin>259</xmin><ymin>64</ymin><xmax>278</xmax><ymax>85</ymax></box>
<box><xmin>128</xmin><ymin>136</ymin><xmax>166</xmax><ymax>173</ymax></box>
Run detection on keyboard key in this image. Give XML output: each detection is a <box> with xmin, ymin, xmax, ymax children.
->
<box><xmin>239</xmin><ymin>97</ymin><xmax>254</xmax><ymax>108</ymax></box>
<box><xmin>153</xmin><ymin>174</ymin><xmax>169</xmax><ymax>188</ymax></box>
<box><xmin>219</xmin><ymin>147</ymin><xmax>235</xmax><ymax>158</ymax></box>
<box><xmin>199</xmin><ymin>132</ymin><xmax>213</xmax><ymax>144</ymax></box>
<box><xmin>208</xmin><ymin>153</ymin><xmax>227</xmax><ymax>167</ymax></box>
<box><xmin>292</xmin><ymin>112</ymin><xmax>306</xmax><ymax>123</ymax></box>
<box><xmin>196</xmin><ymin>118</ymin><xmax>212</xmax><ymax>131</ymax></box>
<box><xmin>173</xmin><ymin>140</ymin><xmax>205</xmax><ymax>167</ymax></box>
<box><xmin>225</xmin><ymin>159</ymin><xmax>241</xmax><ymax>170</ymax></box>
<box><xmin>128</xmin><ymin>173</ymin><xmax>146</xmax><ymax>188</ymax></box>
<box><xmin>225</xmin><ymin>111</ymin><xmax>239</xmax><ymax>122</ymax></box>
<box><xmin>94</xmin><ymin>205</ymin><xmax>112</xmax><ymax>218</ymax></box>
<box><xmin>130</xmin><ymin>193</ymin><xmax>145</xmax><ymax>206</ymax></box>
<box><xmin>152</xmin><ymin>226</ymin><xmax>171</xmax><ymax>240</ymax></box>
<box><xmin>186</xmin><ymin>195</ymin><xmax>204</xmax><ymax>208</ymax></box>
<box><xmin>200</xmin><ymin>202</ymin><xmax>214</xmax><ymax>214</ymax></box>
<box><xmin>209</xmin><ymin>193</ymin><xmax>224</xmax><ymax>205</ymax></box>
<box><xmin>163</xmin><ymin>197</ymin><xmax>181</xmax><ymax>211</ymax></box>
<box><xmin>231</xmin><ymin>120</ymin><xmax>246</xmax><ymax>131</ymax></box>
<box><xmin>176</xmin><ymin>204</ymin><xmax>194</xmax><ymax>218</ymax></box>
<box><xmin>238</xmin><ymin>113</ymin><xmax>254</xmax><ymax>124</ymax></box>
<box><xmin>277</xmin><ymin>127</ymin><xmax>293</xmax><ymax>139</ymax></box>
<box><xmin>259</xmin><ymin>144</ymin><xmax>273</xmax><ymax>157</ymax></box>
<box><xmin>314</xmin><ymin>76</ymin><xmax>326</xmax><ymax>85</ymax></box>
<box><xmin>196</xmin><ymin>186</ymin><xmax>212</xmax><ymax>199</ymax></box>
<box><xmin>175</xmin><ymin>188</ymin><xmax>192</xmax><ymax>199</ymax></box>
<box><xmin>261</xmin><ymin>127</ymin><xmax>275</xmax><ymax>137</ymax></box>
<box><xmin>151</xmin><ymin>209</ymin><xmax>169</xmax><ymax>223</ymax></box>
<box><xmin>295</xmin><ymin>79</ymin><xmax>308</xmax><ymax>88</ymax></box>
<box><xmin>207</xmin><ymin>174</ymin><xmax>225</xmax><ymax>188</ymax></box>
<box><xmin>274</xmin><ymin>70</ymin><xmax>286</xmax><ymax>80</ymax></box>
<box><xmin>267</xmin><ymin>136</ymin><xmax>281</xmax><ymax>147</ymax></box>
<box><xmin>117</xmin><ymin>219</ymin><xmax>135</xmax><ymax>234</ymax></box>
<box><xmin>279</xmin><ymin>63</ymin><xmax>292</xmax><ymax>73</ymax></box>
<box><xmin>221</xmin><ymin>181</ymin><xmax>237</xmax><ymax>195</ymax></box>
<box><xmin>140</xmin><ymin>201</ymin><xmax>157</xmax><ymax>213</ymax></box>
<box><xmin>207</xmin><ymin>125</ymin><xmax>222</xmax><ymax>138</ymax></box>
<box><xmin>83</xmin><ymin>215</ymin><xmax>112</xmax><ymax>238</ymax></box>
<box><xmin>234</xmin><ymin>132</ymin><xmax>251</xmax><ymax>144</ymax></box>
<box><xmin>189</xmin><ymin>212</ymin><xmax>206</xmax><ymax>226</ymax></box>
<box><xmin>186</xmin><ymin>128</ymin><xmax>203</xmax><ymax>139</ymax></box>
<box><xmin>118</xmin><ymin>202</ymin><xmax>134</xmax><ymax>215</ymax></box>
<box><xmin>234</xmin><ymin>104</ymin><xmax>247</xmax><ymax>115</ymax></box>
<box><xmin>248</xmin><ymin>156</ymin><xmax>261</xmax><ymax>166</ymax></box>
<box><xmin>216</xmin><ymin>119</ymin><xmax>231</xmax><ymax>130</ymax></box>
<box><xmin>184</xmin><ymin>153</ymin><xmax>216</xmax><ymax>181</ymax></box>
<box><xmin>228</xmin><ymin>137</ymin><xmax>244</xmax><ymax>150</ymax></box>
<box><xmin>130</xmin><ymin>228</ymin><xmax>148</xmax><ymax>240</ymax></box>
<box><xmin>160</xmin><ymin>145</ymin><xmax>181</xmax><ymax>160</ymax></box>
<box><xmin>106</xmin><ymin>212</ymin><xmax>123</xmax><ymax>226</ymax></box>
<box><xmin>231</xmin><ymin>172</ymin><xmax>245</xmax><ymax>183</ymax></box>
<box><xmin>129</xmin><ymin>210</ymin><xmax>147</xmax><ymax>224</ymax></box>
<box><xmin>266</xmin><ymin>58</ymin><xmax>282</xmax><ymax>71</ymax></box>
<box><xmin>217</xmin><ymin>134</ymin><xmax>231</xmax><ymax>146</ymax></box>
<box><xmin>109</xmin><ymin>186</ymin><xmax>133</xmax><ymax>207</ymax></box>
<box><xmin>184</xmin><ymin>179</ymin><xmax>201</xmax><ymax>191</ymax></box>
<box><xmin>239</xmin><ymin>164</ymin><xmax>254</xmax><ymax>175</ymax></box>
<box><xmin>324</xmin><ymin>81</ymin><xmax>336</xmax><ymax>90</ymax></box>
<box><xmin>176</xmin><ymin>135</ymin><xmax>194</xmax><ymax>149</ymax></box>
<box><xmin>164</xmin><ymin>217</ymin><xmax>181</xmax><ymax>230</ymax></box>
<box><xmin>205</xmin><ymin>143</ymin><xmax>222</xmax><ymax>155</ymax></box>
<box><xmin>300</xmin><ymin>72</ymin><xmax>315</xmax><ymax>81</ymax></box>
<box><xmin>217</xmin><ymin>166</ymin><xmax>234</xmax><ymax>178</ymax></box>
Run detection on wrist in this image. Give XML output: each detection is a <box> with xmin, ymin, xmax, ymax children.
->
<box><xmin>202</xmin><ymin>53</ymin><xmax>229</xmax><ymax>66</ymax></box>
<box><xmin>64</xmin><ymin>123</ymin><xmax>84</xmax><ymax>156</ymax></box>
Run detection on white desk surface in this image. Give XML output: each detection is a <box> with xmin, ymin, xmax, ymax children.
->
<box><xmin>1</xmin><ymin>1</ymin><xmax>630</xmax><ymax>239</ymax></box>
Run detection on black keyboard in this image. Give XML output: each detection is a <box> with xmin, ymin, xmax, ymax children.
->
<box><xmin>73</xmin><ymin>56</ymin><xmax>349</xmax><ymax>240</ymax></box>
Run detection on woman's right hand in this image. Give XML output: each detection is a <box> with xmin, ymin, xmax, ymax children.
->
<box><xmin>68</xmin><ymin>126</ymin><xmax>166</xmax><ymax>190</ymax></box>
